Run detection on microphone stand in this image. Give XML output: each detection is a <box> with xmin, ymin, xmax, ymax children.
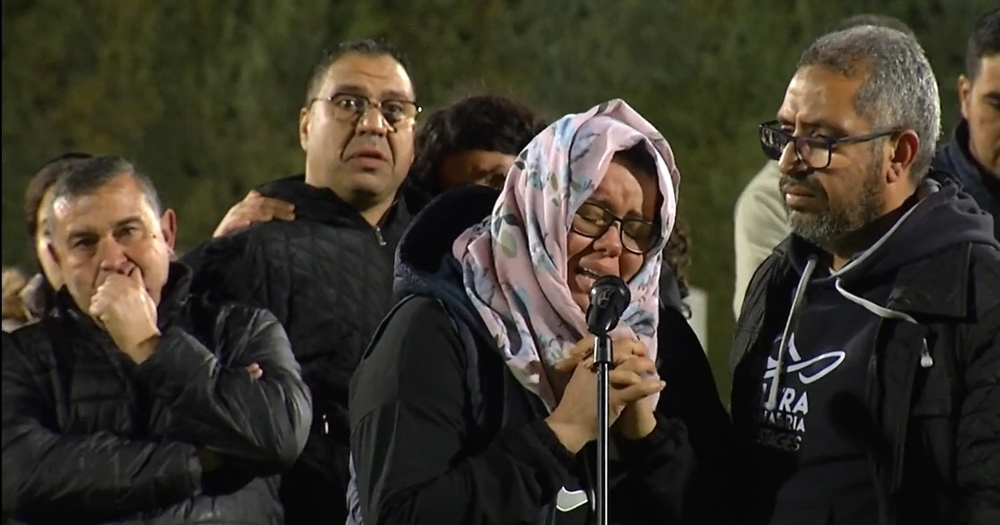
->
<box><xmin>593</xmin><ymin>332</ymin><xmax>612</xmax><ymax>525</ymax></box>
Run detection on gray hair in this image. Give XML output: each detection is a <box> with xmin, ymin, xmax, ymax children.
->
<box><xmin>798</xmin><ymin>26</ymin><xmax>941</xmax><ymax>180</ymax></box>
<box><xmin>47</xmin><ymin>156</ymin><xmax>163</xmax><ymax>235</ymax></box>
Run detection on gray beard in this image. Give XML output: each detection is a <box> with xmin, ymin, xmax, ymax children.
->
<box><xmin>787</xmin><ymin>157</ymin><xmax>886</xmax><ymax>248</ymax></box>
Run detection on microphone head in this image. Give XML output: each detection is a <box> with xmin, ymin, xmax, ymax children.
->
<box><xmin>586</xmin><ymin>275</ymin><xmax>631</xmax><ymax>336</ymax></box>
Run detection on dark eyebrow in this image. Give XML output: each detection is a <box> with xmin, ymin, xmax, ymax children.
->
<box><xmin>113</xmin><ymin>217</ymin><xmax>144</xmax><ymax>229</ymax></box>
<box><xmin>332</xmin><ymin>84</ymin><xmax>412</xmax><ymax>101</ymax></box>
<box><xmin>66</xmin><ymin>228</ymin><xmax>98</xmax><ymax>245</ymax></box>
<box><xmin>65</xmin><ymin>216</ymin><xmax>143</xmax><ymax>243</ymax></box>
<box><xmin>585</xmin><ymin>196</ymin><xmax>645</xmax><ymax>221</ymax></box>
<box><xmin>776</xmin><ymin>116</ymin><xmax>849</xmax><ymax>138</ymax></box>
<box><xmin>984</xmin><ymin>91</ymin><xmax>1000</xmax><ymax>103</ymax></box>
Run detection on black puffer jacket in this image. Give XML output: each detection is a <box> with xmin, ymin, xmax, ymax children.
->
<box><xmin>1</xmin><ymin>264</ymin><xmax>312</xmax><ymax>525</ymax></box>
<box><xmin>183</xmin><ymin>175</ymin><xmax>416</xmax><ymax>525</ymax></box>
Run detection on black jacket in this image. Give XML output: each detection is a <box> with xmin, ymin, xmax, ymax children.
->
<box><xmin>933</xmin><ymin>120</ymin><xmax>1000</xmax><ymax>239</ymax></box>
<box><xmin>349</xmin><ymin>186</ymin><xmax>733</xmax><ymax>525</ymax></box>
<box><xmin>730</xmin><ymin>179</ymin><xmax>1000</xmax><ymax>525</ymax></box>
<box><xmin>182</xmin><ymin>175</ymin><xmax>416</xmax><ymax>525</ymax></box>
<box><xmin>1</xmin><ymin>264</ymin><xmax>311</xmax><ymax>525</ymax></box>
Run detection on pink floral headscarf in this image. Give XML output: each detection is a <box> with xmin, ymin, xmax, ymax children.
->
<box><xmin>452</xmin><ymin>99</ymin><xmax>681</xmax><ymax>410</ymax></box>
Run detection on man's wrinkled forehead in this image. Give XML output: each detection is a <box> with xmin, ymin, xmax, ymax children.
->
<box><xmin>777</xmin><ymin>66</ymin><xmax>866</xmax><ymax>135</ymax></box>
<box><xmin>320</xmin><ymin>53</ymin><xmax>414</xmax><ymax>100</ymax></box>
<box><xmin>50</xmin><ymin>179</ymin><xmax>155</xmax><ymax>238</ymax></box>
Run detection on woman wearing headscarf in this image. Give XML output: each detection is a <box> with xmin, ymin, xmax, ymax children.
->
<box><xmin>349</xmin><ymin>100</ymin><xmax>731</xmax><ymax>524</ymax></box>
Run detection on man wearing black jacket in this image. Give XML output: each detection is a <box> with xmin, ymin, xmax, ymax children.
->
<box><xmin>1</xmin><ymin>156</ymin><xmax>312</xmax><ymax>525</ymax></box>
<box><xmin>934</xmin><ymin>8</ymin><xmax>1000</xmax><ymax>238</ymax></box>
<box><xmin>183</xmin><ymin>39</ymin><xmax>420</xmax><ymax>525</ymax></box>
<box><xmin>732</xmin><ymin>27</ymin><xmax>1000</xmax><ymax>525</ymax></box>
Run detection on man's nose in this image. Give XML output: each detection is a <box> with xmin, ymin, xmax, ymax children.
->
<box><xmin>355</xmin><ymin>106</ymin><xmax>391</xmax><ymax>136</ymax></box>
<box><xmin>96</xmin><ymin>238</ymin><xmax>130</xmax><ymax>273</ymax></box>
<box><xmin>778</xmin><ymin>140</ymin><xmax>803</xmax><ymax>174</ymax></box>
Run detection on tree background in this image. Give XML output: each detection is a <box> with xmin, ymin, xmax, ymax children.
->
<box><xmin>2</xmin><ymin>0</ymin><xmax>991</xmax><ymax>399</ymax></box>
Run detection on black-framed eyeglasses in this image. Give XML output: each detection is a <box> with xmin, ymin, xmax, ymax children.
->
<box><xmin>571</xmin><ymin>202</ymin><xmax>660</xmax><ymax>255</ymax></box>
<box><xmin>759</xmin><ymin>120</ymin><xmax>899</xmax><ymax>170</ymax></box>
<box><xmin>310</xmin><ymin>93</ymin><xmax>422</xmax><ymax>131</ymax></box>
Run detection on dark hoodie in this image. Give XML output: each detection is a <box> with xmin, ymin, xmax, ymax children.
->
<box><xmin>733</xmin><ymin>177</ymin><xmax>1000</xmax><ymax>525</ymax></box>
<box><xmin>933</xmin><ymin>120</ymin><xmax>1000</xmax><ymax>239</ymax></box>
<box><xmin>348</xmin><ymin>185</ymin><xmax>732</xmax><ymax>525</ymax></box>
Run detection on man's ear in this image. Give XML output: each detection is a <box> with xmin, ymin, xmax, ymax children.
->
<box><xmin>159</xmin><ymin>209</ymin><xmax>178</xmax><ymax>252</ymax></box>
<box><xmin>46</xmin><ymin>235</ymin><xmax>61</xmax><ymax>266</ymax></box>
<box><xmin>958</xmin><ymin>74</ymin><xmax>972</xmax><ymax>121</ymax></box>
<box><xmin>299</xmin><ymin>107</ymin><xmax>311</xmax><ymax>153</ymax></box>
<box><xmin>886</xmin><ymin>130</ymin><xmax>920</xmax><ymax>184</ymax></box>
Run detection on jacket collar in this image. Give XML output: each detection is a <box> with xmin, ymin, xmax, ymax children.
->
<box><xmin>255</xmin><ymin>174</ymin><xmax>415</xmax><ymax>231</ymax></box>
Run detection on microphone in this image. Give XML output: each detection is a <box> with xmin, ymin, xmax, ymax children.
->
<box><xmin>585</xmin><ymin>275</ymin><xmax>631</xmax><ymax>337</ymax></box>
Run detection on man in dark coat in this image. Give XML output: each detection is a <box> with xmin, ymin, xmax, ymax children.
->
<box><xmin>1</xmin><ymin>156</ymin><xmax>312</xmax><ymax>525</ymax></box>
<box><xmin>182</xmin><ymin>38</ymin><xmax>420</xmax><ymax>525</ymax></box>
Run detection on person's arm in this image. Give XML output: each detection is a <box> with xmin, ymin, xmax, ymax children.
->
<box><xmin>955</xmin><ymin>301</ymin><xmax>1000</xmax><ymax>525</ymax></box>
<box><xmin>607</xmin><ymin>415</ymin><xmax>695</xmax><ymax>522</ymax></box>
<box><xmin>350</xmin><ymin>297</ymin><xmax>575</xmax><ymax>525</ymax></box>
<box><xmin>733</xmin><ymin>161</ymin><xmax>789</xmax><ymax>317</ymax></box>
<box><xmin>132</xmin><ymin>307</ymin><xmax>312</xmax><ymax>475</ymax></box>
<box><xmin>612</xmin><ymin>307</ymin><xmax>734</xmax><ymax>523</ymax></box>
<box><xmin>1</xmin><ymin>333</ymin><xmax>201</xmax><ymax>521</ymax></box>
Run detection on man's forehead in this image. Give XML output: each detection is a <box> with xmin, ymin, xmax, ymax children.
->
<box><xmin>321</xmin><ymin>53</ymin><xmax>414</xmax><ymax>98</ymax></box>
<box><xmin>52</xmin><ymin>181</ymin><xmax>153</xmax><ymax>230</ymax></box>
<box><xmin>974</xmin><ymin>55</ymin><xmax>1000</xmax><ymax>87</ymax></box>
<box><xmin>778</xmin><ymin>67</ymin><xmax>863</xmax><ymax>125</ymax></box>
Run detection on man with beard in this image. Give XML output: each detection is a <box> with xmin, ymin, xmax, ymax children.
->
<box><xmin>183</xmin><ymin>39</ymin><xmax>420</xmax><ymax>524</ymax></box>
<box><xmin>729</xmin><ymin>26</ymin><xmax>1000</xmax><ymax>525</ymax></box>
<box><xmin>732</xmin><ymin>14</ymin><xmax>919</xmax><ymax>317</ymax></box>
<box><xmin>934</xmin><ymin>8</ymin><xmax>1000</xmax><ymax>238</ymax></box>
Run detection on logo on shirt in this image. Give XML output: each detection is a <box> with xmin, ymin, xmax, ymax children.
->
<box><xmin>556</xmin><ymin>487</ymin><xmax>590</xmax><ymax>512</ymax></box>
<box><xmin>757</xmin><ymin>334</ymin><xmax>846</xmax><ymax>452</ymax></box>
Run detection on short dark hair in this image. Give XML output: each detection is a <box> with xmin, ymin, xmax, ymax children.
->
<box><xmin>410</xmin><ymin>94</ymin><xmax>548</xmax><ymax>195</ymax></box>
<box><xmin>47</xmin><ymin>156</ymin><xmax>163</xmax><ymax>235</ymax></box>
<box><xmin>966</xmin><ymin>8</ymin><xmax>1000</xmax><ymax>80</ymax></box>
<box><xmin>24</xmin><ymin>152</ymin><xmax>93</xmax><ymax>239</ymax></box>
<box><xmin>304</xmin><ymin>38</ymin><xmax>412</xmax><ymax>105</ymax></box>
<box><xmin>664</xmin><ymin>218</ymin><xmax>691</xmax><ymax>301</ymax></box>
<box><xmin>827</xmin><ymin>14</ymin><xmax>916</xmax><ymax>38</ymax></box>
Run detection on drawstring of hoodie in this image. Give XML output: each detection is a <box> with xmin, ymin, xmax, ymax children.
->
<box><xmin>765</xmin><ymin>257</ymin><xmax>817</xmax><ymax>410</ymax></box>
<box><xmin>765</xmin><ymin>183</ymin><xmax>939</xmax><ymax>411</ymax></box>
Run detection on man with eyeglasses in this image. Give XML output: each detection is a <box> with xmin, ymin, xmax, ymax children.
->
<box><xmin>729</xmin><ymin>26</ymin><xmax>1000</xmax><ymax>525</ymax></box>
<box><xmin>182</xmin><ymin>39</ymin><xmax>422</xmax><ymax>525</ymax></box>
<box><xmin>732</xmin><ymin>15</ymin><xmax>919</xmax><ymax>318</ymax></box>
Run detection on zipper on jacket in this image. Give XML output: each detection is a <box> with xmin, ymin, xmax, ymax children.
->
<box><xmin>374</xmin><ymin>226</ymin><xmax>386</xmax><ymax>246</ymax></box>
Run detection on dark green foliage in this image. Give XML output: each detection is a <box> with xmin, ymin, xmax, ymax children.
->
<box><xmin>3</xmin><ymin>0</ymin><xmax>992</xmax><ymax>397</ymax></box>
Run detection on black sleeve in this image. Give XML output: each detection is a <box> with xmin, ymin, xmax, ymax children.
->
<box><xmin>132</xmin><ymin>308</ymin><xmax>312</xmax><ymax>474</ymax></box>
<box><xmin>1</xmin><ymin>333</ymin><xmax>200</xmax><ymax>520</ymax></box>
<box><xmin>350</xmin><ymin>297</ymin><xmax>576</xmax><ymax>525</ymax></box>
<box><xmin>608</xmin><ymin>415</ymin><xmax>696</xmax><ymax>523</ymax></box>
<box><xmin>654</xmin><ymin>307</ymin><xmax>736</xmax><ymax>524</ymax></box>
<box><xmin>956</xmin><ymin>301</ymin><xmax>1000</xmax><ymax>525</ymax></box>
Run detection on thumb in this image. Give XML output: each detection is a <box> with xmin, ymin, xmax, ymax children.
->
<box><xmin>127</xmin><ymin>265</ymin><xmax>146</xmax><ymax>288</ymax></box>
